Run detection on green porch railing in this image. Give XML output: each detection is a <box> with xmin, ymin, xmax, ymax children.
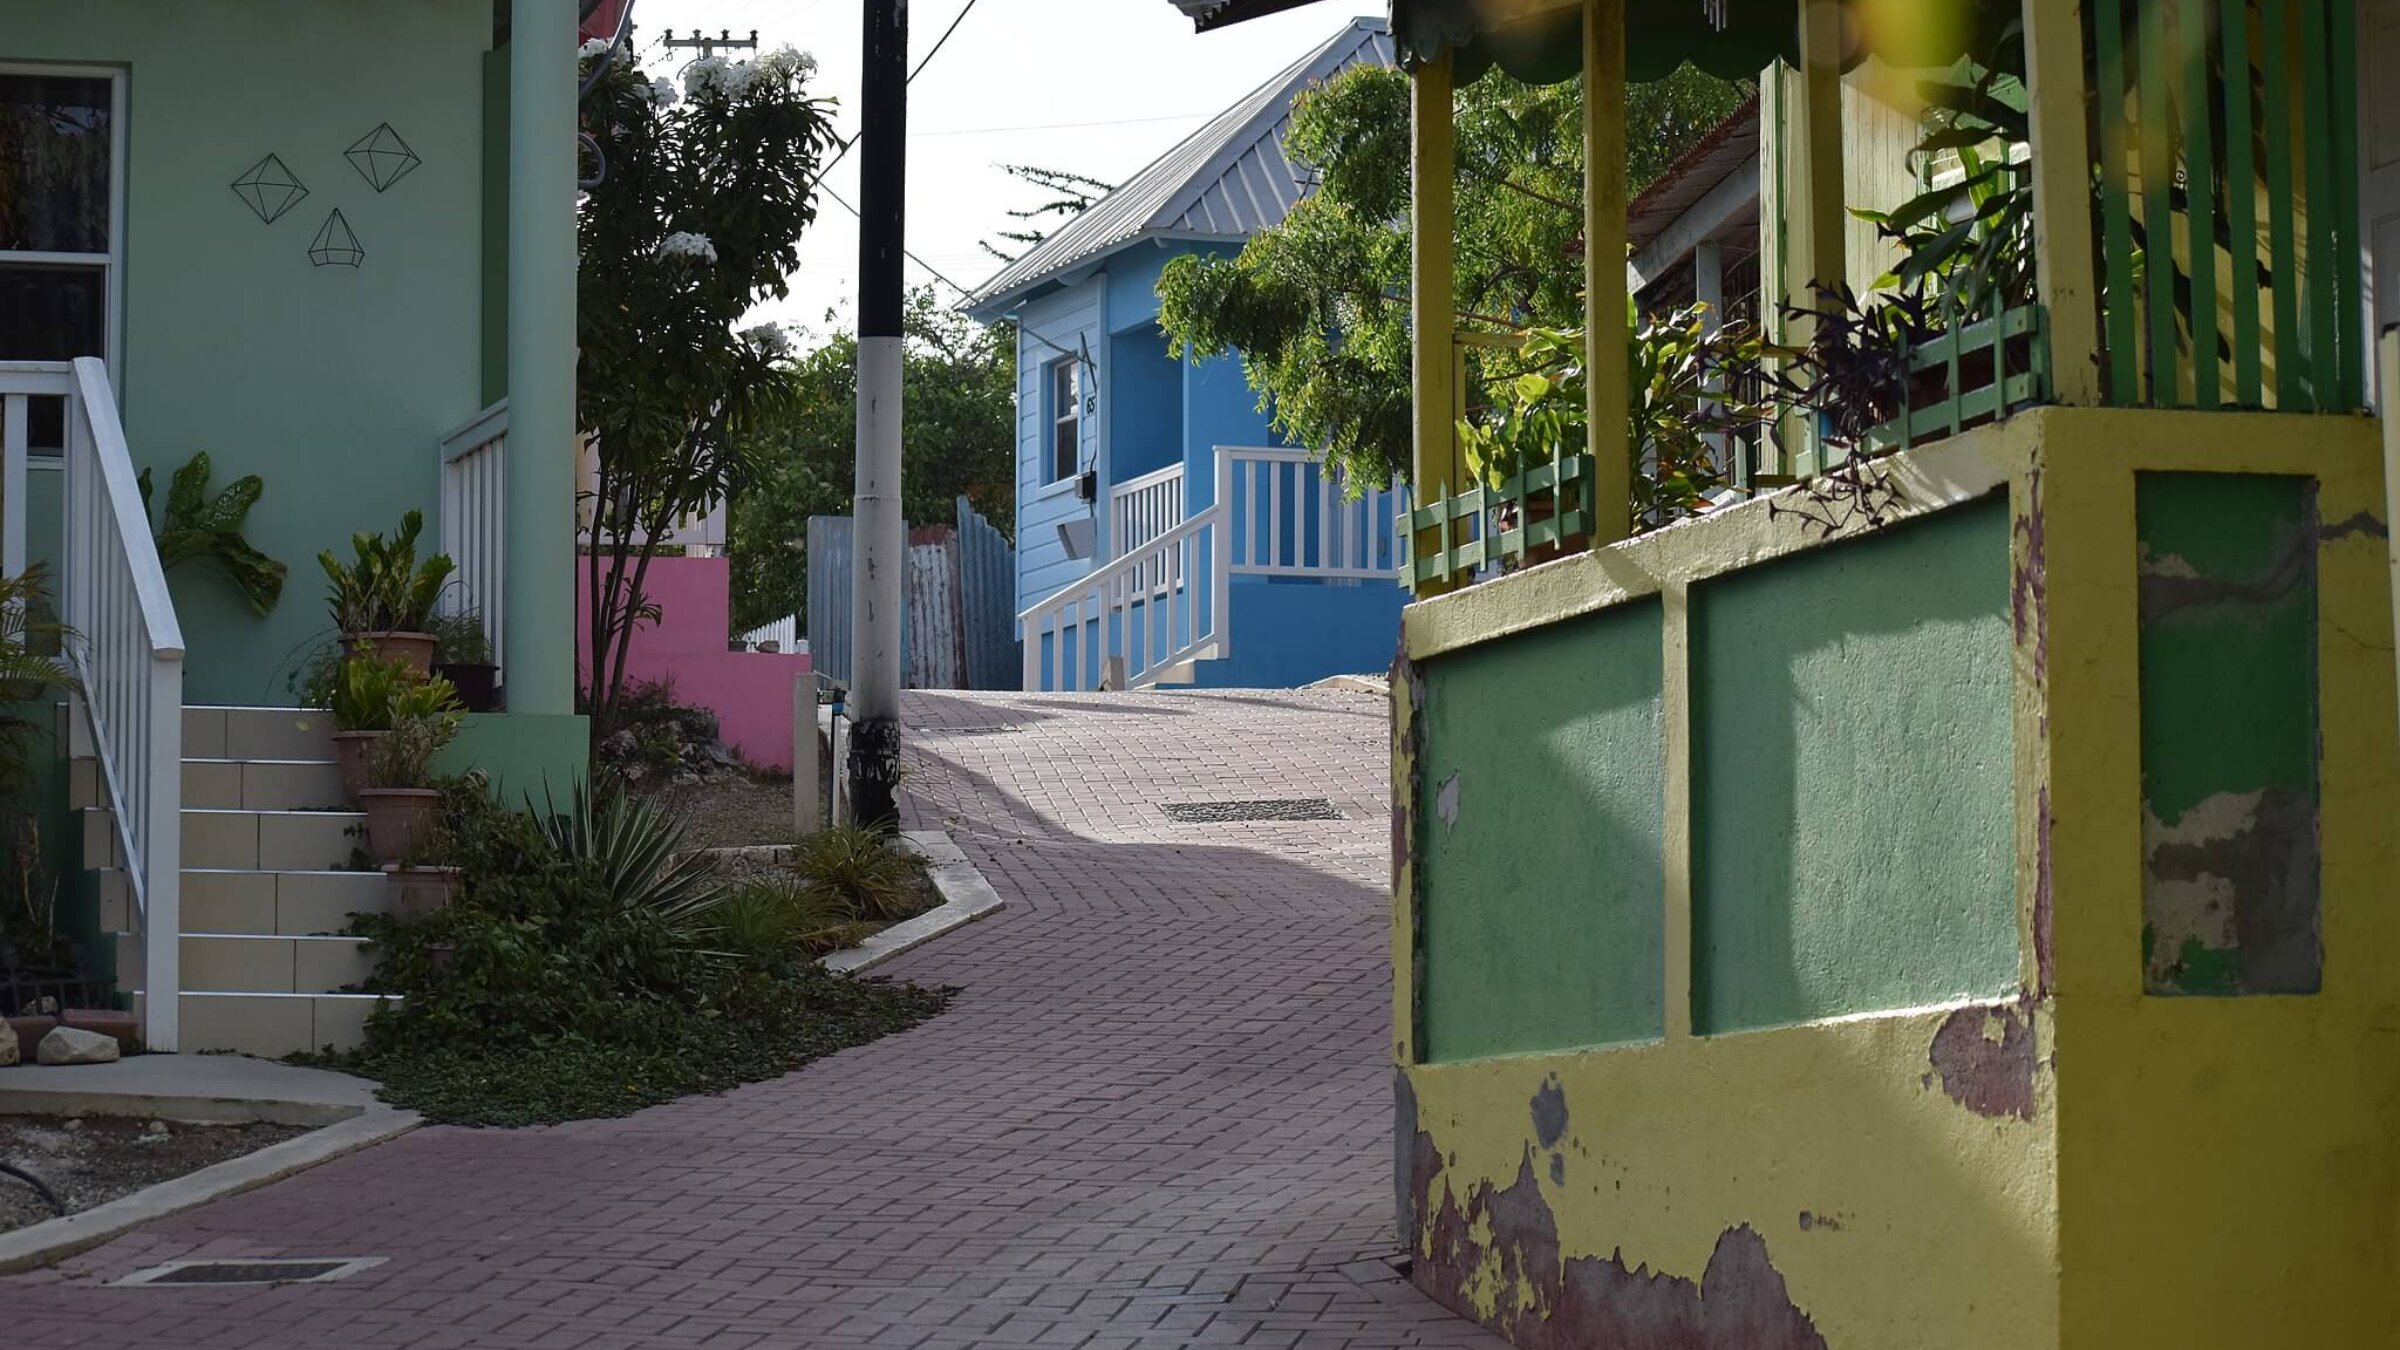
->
<box><xmin>1403</xmin><ymin>451</ymin><xmax>1595</xmax><ymax>591</ymax></box>
<box><xmin>2090</xmin><ymin>0</ymin><xmax>2364</xmax><ymax>411</ymax></box>
<box><xmin>1863</xmin><ymin>299</ymin><xmax>2053</xmax><ymax>454</ymax></box>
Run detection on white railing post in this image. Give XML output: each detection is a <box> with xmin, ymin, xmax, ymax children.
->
<box><xmin>439</xmin><ymin>399</ymin><xmax>511</xmax><ymax>684</ymax></box>
<box><xmin>2</xmin><ymin>392</ymin><xmax>26</xmax><ymax>580</ymax></box>
<box><xmin>142</xmin><ymin>652</ymin><xmax>181</xmax><ymax>1051</ymax></box>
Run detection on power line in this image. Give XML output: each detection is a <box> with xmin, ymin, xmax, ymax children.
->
<box><xmin>912</xmin><ymin>111</ymin><xmax>1208</xmax><ymax>137</ymax></box>
<box><xmin>821</xmin><ymin>184</ymin><xmax>975</xmax><ymax>298</ymax></box>
<box><xmin>801</xmin><ymin>0</ymin><xmax>982</xmax><ymax>203</ymax></box>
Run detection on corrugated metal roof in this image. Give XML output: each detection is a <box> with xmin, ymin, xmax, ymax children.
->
<box><xmin>1168</xmin><ymin>0</ymin><xmax>1336</xmax><ymax>31</ymax></box>
<box><xmin>963</xmin><ymin>16</ymin><xmax>1394</xmax><ymax>317</ymax></box>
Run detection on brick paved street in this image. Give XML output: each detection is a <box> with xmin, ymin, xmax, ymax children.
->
<box><xmin>5</xmin><ymin>688</ymin><xmax>1504</xmax><ymax>1350</ymax></box>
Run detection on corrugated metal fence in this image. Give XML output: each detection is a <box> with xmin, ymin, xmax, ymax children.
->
<box><xmin>806</xmin><ymin>498</ymin><xmax>1019</xmax><ymax>690</ymax></box>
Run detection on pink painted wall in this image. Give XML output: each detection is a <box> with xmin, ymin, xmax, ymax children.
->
<box><xmin>577</xmin><ymin>555</ymin><xmax>811</xmax><ymax>773</ymax></box>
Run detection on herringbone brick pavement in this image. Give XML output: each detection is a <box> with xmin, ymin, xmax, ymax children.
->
<box><xmin>2</xmin><ymin>687</ymin><xmax>1502</xmax><ymax>1349</ymax></box>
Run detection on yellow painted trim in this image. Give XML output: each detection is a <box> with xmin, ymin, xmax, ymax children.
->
<box><xmin>1584</xmin><ymin>0</ymin><xmax>1630</xmax><ymax>546</ymax></box>
<box><xmin>1659</xmin><ymin>581</ymin><xmax>1693</xmax><ymax>1039</ymax></box>
<box><xmin>2382</xmin><ymin>333</ymin><xmax>2400</xmax><ymax>739</ymax></box>
<box><xmin>2024</xmin><ymin>0</ymin><xmax>2102</xmax><ymax>405</ymax></box>
<box><xmin>1401</xmin><ymin>424</ymin><xmax>2018</xmax><ymax>662</ymax></box>
<box><xmin>1789</xmin><ymin>0</ymin><xmax>1848</xmax><ymax>476</ymax></box>
<box><xmin>1410</xmin><ymin>55</ymin><xmax>1460</xmax><ymax>596</ymax></box>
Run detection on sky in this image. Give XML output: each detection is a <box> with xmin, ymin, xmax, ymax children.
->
<box><xmin>622</xmin><ymin>0</ymin><xmax>1384</xmax><ymax>340</ymax></box>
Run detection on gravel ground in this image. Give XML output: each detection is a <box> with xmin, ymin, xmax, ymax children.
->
<box><xmin>0</xmin><ymin>1116</ymin><xmax>309</xmax><ymax>1234</ymax></box>
<box><xmin>638</xmin><ymin>774</ymin><xmax>803</xmax><ymax>850</ymax></box>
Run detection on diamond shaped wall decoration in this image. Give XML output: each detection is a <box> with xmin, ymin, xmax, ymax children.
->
<box><xmin>230</xmin><ymin>154</ymin><xmax>308</xmax><ymax>224</ymax></box>
<box><xmin>308</xmin><ymin>209</ymin><xmax>364</xmax><ymax>268</ymax></box>
<box><xmin>344</xmin><ymin>122</ymin><xmax>421</xmax><ymax>193</ymax></box>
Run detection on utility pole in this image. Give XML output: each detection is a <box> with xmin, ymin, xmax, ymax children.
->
<box><xmin>659</xmin><ymin>27</ymin><xmax>758</xmax><ymax>59</ymax></box>
<box><xmin>848</xmin><ymin>0</ymin><xmax>907</xmax><ymax>829</ymax></box>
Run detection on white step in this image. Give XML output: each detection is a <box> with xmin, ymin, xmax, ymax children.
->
<box><xmin>73</xmin><ymin>756</ymin><xmax>345</xmax><ymax>812</ymax></box>
<box><xmin>177</xmin><ymin>991</ymin><xmax>388</xmax><ymax>1057</ymax></box>
<box><xmin>117</xmin><ymin>932</ymin><xmax>374</xmax><ymax>996</ymax></box>
<box><xmin>65</xmin><ymin>703</ymin><xmax>335</xmax><ymax>762</ymax></box>
<box><xmin>104</xmin><ymin>867</ymin><xmax>391</xmax><ymax>937</ymax></box>
<box><xmin>84</xmin><ymin>806</ymin><xmax>365</xmax><ymax>872</ymax></box>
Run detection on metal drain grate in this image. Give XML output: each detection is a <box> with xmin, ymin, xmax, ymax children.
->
<box><xmin>1163</xmin><ymin>798</ymin><xmax>1341</xmax><ymax>823</ymax></box>
<box><xmin>117</xmin><ymin>1257</ymin><xmax>386</xmax><ymax>1287</ymax></box>
<box><xmin>936</xmin><ymin>724</ymin><xmax>1021</xmax><ymax>736</ymax></box>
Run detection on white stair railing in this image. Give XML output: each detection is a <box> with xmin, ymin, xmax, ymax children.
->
<box><xmin>46</xmin><ymin>359</ymin><xmax>184</xmax><ymax>1050</ymax></box>
<box><xmin>440</xmin><ymin>399</ymin><xmax>509</xmax><ymax>682</ymax></box>
<box><xmin>1021</xmin><ymin>501</ymin><xmax>1228</xmax><ymax>692</ymax></box>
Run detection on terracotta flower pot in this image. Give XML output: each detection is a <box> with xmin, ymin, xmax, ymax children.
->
<box><xmin>358</xmin><ymin>787</ymin><xmax>441</xmax><ymax>864</ymax></box>
<box><xmin>348</xmin><ymin>631</ymin><xmax>437</xmax><ymax>677</ymax></box>
<box><xmin>383</xmin><ymin>864</ymin><xmax>463</xmax><ymax>921</ymax></box>
<box><xmin>332</xmin><ymin>730</ymin><xmax>385</xmax><ymax>801</ymax></box>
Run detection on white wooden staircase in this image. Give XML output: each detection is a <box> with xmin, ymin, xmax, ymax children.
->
<box><xmin>74</xmin><ymin>705</ymin><xmax>389</xmax><ymax>1056</ymax></box>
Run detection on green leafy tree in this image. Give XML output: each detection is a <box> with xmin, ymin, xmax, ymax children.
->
<box><xmin>1156</xmin><ymin>64</ymin><xmax>1746</xmax><ymax>489</ymax></box>
<box><xmin>577</xmin><ymin>44</ymin><xmax>837</xmax><ymax>734</ymax></box>
<box><xmin>726</xmin><ymin>287</ymin><xmax>1016</xmax><ymax>634</ymax></box>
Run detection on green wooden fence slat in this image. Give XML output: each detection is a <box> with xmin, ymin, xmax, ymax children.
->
<box><xmin>2224</xmin><ymin>0</ymin><xmax>2263</xmax><ymax>405</ymax></box>
<box><xmin>2262</xmin><ymin>0</ymin><xmax>2300</xmax><ymax>408</ymax></box>
<box><xmin>2096</xmin><ymin>0</ymin><xmax>2141</xmax><ymax>405</ymax></box>
<box><xmin>2138</xmin><ymin>0</ymin><xmax>2180</xmax><ymax>404</ymax></box>
<box><xmin>2329</xmin><ymin>0</ymin><xmax>2364</xmax><ymax>406</ymax></box>
<box><xmin>2182</xmin><ymin>0</ymin><xmax>2220</xmax><ymax>408</ymax></box>
<box><xmin>2300</xmin><ymin>0</ymin><xmax>2336</xmax><ymax>412</ymax></box>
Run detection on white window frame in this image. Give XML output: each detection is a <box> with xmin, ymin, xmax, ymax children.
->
<box><xmin>1048</xmin><ymin>357</ymin><xmax>1082</xmax><ymax>484</ymax></box>
<box><xmin>0</xmin><ymin>62</ymin><xmax>127</xmax><ymax>396</ymax></box>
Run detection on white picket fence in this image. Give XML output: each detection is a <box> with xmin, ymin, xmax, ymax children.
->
<box><xmin>439</xmin><ymin>399</ymin><xmax>509</xmax><ymax>679</ymax></box>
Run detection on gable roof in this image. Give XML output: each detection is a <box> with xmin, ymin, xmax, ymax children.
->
<box><xmin>963</xmin><ymin>16</ymin><xmax>1395</xmax><ymax>319</ymax></box>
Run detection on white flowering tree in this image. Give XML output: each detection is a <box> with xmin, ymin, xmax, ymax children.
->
<box><xmin>576</xmin><ymin>40</ymin><xmax>834</xmax><ymax>735</ymax></box>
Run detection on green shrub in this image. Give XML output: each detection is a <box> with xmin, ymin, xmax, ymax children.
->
<box><xmin>787</xmin><ymin>826</ymin><xmax>935</xmax><ymax>923</ymax></box>
<box><xmin>715</xmin><ymin>879</ymin><xmax>876</xmax><ymax>959</ymax></box>
<box><xmin>427</xmin><ymin>610</ymin><xmax>493</xmax><ymax>666</ymax></box>
<box><xmin>326</xmin><ymin>777</ymin><xmax>950</xmax><ymax>1127</ymax></box>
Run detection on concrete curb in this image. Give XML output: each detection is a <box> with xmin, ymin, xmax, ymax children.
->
<box><xmin>823</xmin><ymin>830</ymin><xmax>1006</xmax><ymax>974</ymax></box>
<box><xmin>0</xmin><ymin>1075</ymin><xmax>418</xmax><ymax>1275</ymax></box>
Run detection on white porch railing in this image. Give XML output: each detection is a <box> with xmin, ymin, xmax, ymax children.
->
<box><xmin>1019</xmin><ymin>446</ymin><xmax>1407</xmax><ymax>692</ymax></box>
<box><xmin>1216</xmin><ymin>447</ymin><xmax>1404</xmax><ymax>580</ymax></box>
<box><xmin>1108</xmin><ymin>461</ymin><xmax>1185</xmax><ymax>579</ymax></box>
<box><xmin>2</xmin><ymin>359</ymin><xmax>185</xmax><ymax>1050</ymax></box>
<box><xmin>440</xmin><ymin>399</ymin><xmax>509</xmax><ymax>681</ymax></box>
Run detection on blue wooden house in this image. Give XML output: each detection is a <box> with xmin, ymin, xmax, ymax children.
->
<box><xmin>963</xmin><ymin>17</ymin><xmax>1406</xmax><ymax>692</ymax></box>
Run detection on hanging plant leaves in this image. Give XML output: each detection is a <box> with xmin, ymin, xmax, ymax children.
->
<box><xmin>136</xmin><ymin>453</ymin><xmax>289</xmax><ymax>616</ymax></box>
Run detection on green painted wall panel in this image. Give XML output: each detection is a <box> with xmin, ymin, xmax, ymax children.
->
<box><xmin>1691</xmin><ymin>498</ymin><xmax>2016</xmax><ymax>1033</ymax></box>
<box><xmin>11</xmin><ymin>0</ymin><xmax>494</xmax><ymax>704</ymax></box>
<box><xmin>2135</xmin><ymin>472</ymin><xmax>2321</xmax><ymax>995</ymax></box>
<box><xmin>1417</xmin><ymin>600</ymin><xmax>1666</xmax><ymax>1063</ymax></box>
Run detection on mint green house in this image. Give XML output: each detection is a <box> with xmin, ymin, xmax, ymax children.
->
<box><xmin>2</xmin><ymin>0</ymin><xmax>588</xmax><ymax>1053</ymax></box>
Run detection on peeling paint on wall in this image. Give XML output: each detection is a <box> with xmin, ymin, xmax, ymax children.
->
<box><xmin>1926</xmin><ymin>1002</ymin><xmax>2038</xmax><ymax>1121</ymax></box>
<box><xmin>1412</xmin><ymin>1135</ymin><xmax>1828</xmax><ymax>1349</ymax></box>
<box><xmin>2135</xmin><ymin>472</ymin><xmax>2322</xmax><ymax>996</ymax></box>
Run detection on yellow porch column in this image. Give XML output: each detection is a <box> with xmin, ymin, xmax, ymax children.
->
<box><xmin>1411</xmin><ymin>53</ymin><xmax>1459</xmax><ymax>595</ymax></box>
<box><xmin>2024</xmin><ymin>0</ymin><xmax>2102</xmax><ymax>405</ymax></box>
<box><xmin>1789</xmin><ymin>0</ymin><xmax>1847</xmax><ymax>472</ymax></box>
<box><xmin>1585</xmin><ymin>0</ymin><xmax>1630</xmax><ymax>545</ymax></box>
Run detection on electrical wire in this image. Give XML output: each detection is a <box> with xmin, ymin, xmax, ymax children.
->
<box><xmin>802</xmin><ymin>0</ymin><xmax>984</xmax><ymax>204</ymax></box>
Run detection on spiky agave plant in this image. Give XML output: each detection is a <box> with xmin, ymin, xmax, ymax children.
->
<box><xmin>535</xmin><ymin>777</ymin><xmax>725</xmax><ymax>934</ymax></box>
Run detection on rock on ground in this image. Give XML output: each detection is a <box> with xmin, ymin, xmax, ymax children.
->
<box><xmin>36</xmin><ymin>1026</ymin><xmax>121</xmax><ymax>1066</ymax></box>
<box><xmin>0</xmin><ymin>1018</ymin><xmax>17</xmax><ymax>1067</ymax></box>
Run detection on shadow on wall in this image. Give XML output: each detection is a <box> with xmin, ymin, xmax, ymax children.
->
<box><xmin>1689</xmin><ymin>498</ymin><xmax>2018</xmax><ymax>1033</ymax></box>
<box><xmin>577</xmin><ymin>554</ymin><xmax>811</xmax><ymax>772</ymax></box>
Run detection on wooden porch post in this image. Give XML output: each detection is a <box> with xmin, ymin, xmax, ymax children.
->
<box><xmin>1586</xmin><ymin>0</ymin><xmax>1630</xmax><ymax>545</ymax></box>
<box><xmin>1411</xmin><ymin>53</ymin><xmax>1459</xmax><ymax>594</ymax></box>
<box><xmin>1790</xmin><ymin>0</ymin><xmax>1848</xmax><ymax>471</ymax></box>
<box><xmin>2025</xmin><ymin>0</ymin><xmax>2103</xmax><ymax>405</ymax></box>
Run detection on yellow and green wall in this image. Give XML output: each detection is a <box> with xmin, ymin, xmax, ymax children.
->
<box><xmin>1392</xmin><ymin>407</ymin><xmax>2400</xmax><ymax>1348</ymax></box>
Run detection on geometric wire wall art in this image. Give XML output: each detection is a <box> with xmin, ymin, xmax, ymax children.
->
<box><xmin>230</xmin><ymin>153</ymin><xmax>309</xmax><ymax>224</ymax></box>
<box><xmin>308</xmin><ymin>208</ymin><xmax>364</xmax><ymax>268</ymax></box>
<box><xmin>345</xmin><ymin>122</ymin><xmax>421</xmax><ymax>193</ymax></box>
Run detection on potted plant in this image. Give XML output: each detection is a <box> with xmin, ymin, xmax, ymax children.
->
<box><xmin>328</xmin><ymin>654</ymin><xmax>409</xmax><ymax>800</ymax></box>
<box><xmin>384</xmin><ymin>813</ymin><xmax>463</xmax><ymax>921</ymax></box>
<box><xmin>319</xmin><ymin>510</ymin><xmax>456</xmax><ymax>675</ymax></box>
<box><xmin>357</xmin><ymin>708</ymin><xmax>460</xmax><ymax>865</ymax></box>
<box><xmin>428</xmin><ymin>609</ymin><xmax>498</xmax><ymax>712</ymax></box>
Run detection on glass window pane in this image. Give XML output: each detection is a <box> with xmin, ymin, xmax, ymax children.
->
<box><xmin>0</xmin><ymin>74</ymin><xmax>113</xmax><ymax>253</ymax></box>
<box><xmin>0</xmin><ymin>262</ymin><xmax>104</xmax><ymax>358</ymax></box>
